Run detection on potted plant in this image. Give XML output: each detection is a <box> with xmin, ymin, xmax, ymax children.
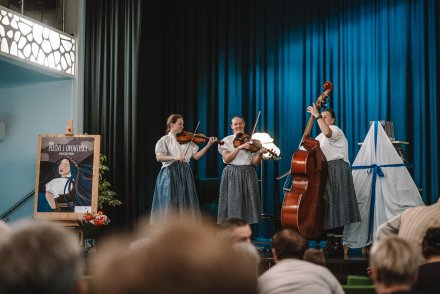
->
<box><xmin>98</xmin><ymin>154</ymin><xmax>122</xmax><ymax>209</ymax></box>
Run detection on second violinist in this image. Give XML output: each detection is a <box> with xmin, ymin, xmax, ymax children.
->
<box><xmin>217</xmin><ymin>115</ymin><xmax>268</xmax><ymax>225</ymax></box>
<box><xmin>150</xmin><ymin>114</ymin><xmax>217</xmax><ymax>225</ymax></box>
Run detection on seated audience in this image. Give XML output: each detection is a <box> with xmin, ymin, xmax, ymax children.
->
<box><xmin>92</xmin><ymin>218</ymin><xmax>257</xmax><ymax>294</ymax></box>
<box><xmin>303</xmin><ymin>248</ymin><xmax>326</xmax><ymax>266</ymax></box>
<box><xmin>220</xmin><ymin>218</ymin><xmax>261</xmax><ymax>275</ymax></box>
<box><xmin>0</xmin><ymin>220</ymin><xmax>85</xmax><ymax>294</ymax></box>
<box><xmin>375</xmin><ymin>198</ymin><xmax>440</xmax><ymax>263</ymax></box>
<box><xmin>233</xmin><ymin>242</ymin><xmax>261</xmax><ymax>277</ymax></box>
<box><xmin>412</xmin><ymin>227</ymin><xmax>440</xmax><ymax>294</ymax></box>
<box><xmin>220</xmin><ymin>217</ymin><xmax>252</xmax><ymax>243</ymax></box>
<box><xmin>369</xmin><ymin>237</ymin><xmax>419</xmax><ymax>294</ymax></box>
<box><xmin>258</xmin><ymin>229</ymin><xmax>343</xmax><ymax>294</ymax></box>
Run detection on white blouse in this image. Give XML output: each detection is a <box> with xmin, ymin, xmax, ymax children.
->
<box><xmin>46</xmin><ymin>176</ymin><xmax>72</xmax><ymax>199</ymax></box>
<box><xmin>155</xmin><ymin>133</ymin><xmax>199</xmax><ymax>168</ymax></box>
<box><xmin>218</xmin><ymin>135</ymin><xmax>258</xmax><ymax>166</ymax></box>
<box><xmin>315</xmin><ymin>125</ymin><xmax>350</xmax><ymax>164</ymax></box>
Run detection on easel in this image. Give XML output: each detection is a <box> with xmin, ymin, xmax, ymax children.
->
<box><xmin>33</xmin><ymin>119</ymin><xmax>102</xmax><ymax>255</ymax></box>
<box><xmin>65</xmin><ymin>118</ymin><xmax>74</xmax><ymax>136</ymax></box>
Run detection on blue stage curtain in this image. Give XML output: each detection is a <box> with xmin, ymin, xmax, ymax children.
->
<box><xmin>85</xmin><ymin>0</ymin><xmax>439</xmax><ymax>227</ymax></box>
<box><xmin>183</xmin><ymin>0</ymin><xmax>439</xmax><ymax>215</ymax></box>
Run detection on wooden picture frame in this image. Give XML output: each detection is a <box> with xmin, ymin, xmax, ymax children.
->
<box><xmin>33</xmin><ymin>134</ymin><xmax>101</xmax><ymax>222</ymax></box>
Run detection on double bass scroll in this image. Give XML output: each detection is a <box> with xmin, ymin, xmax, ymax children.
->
<box><xmin>280</xmin><ymin>81</ymin><xmax>333</xmax><ymax>239</ymax></box>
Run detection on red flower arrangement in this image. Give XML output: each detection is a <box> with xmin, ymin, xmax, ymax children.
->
<box><xmin>78</xmin><ymin>211</ymin><xmax>111</xmax><ymax>226</ymax></box>
<box><xmin>78</xmin><ymin>211</ymin><xmax>110</xmax><ymax>240</ymax></box>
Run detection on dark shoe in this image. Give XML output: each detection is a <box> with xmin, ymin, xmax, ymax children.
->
<box><xmin>323</xmin><ymin>236</ymin><xmax>344</xmax><ymax>257</ymax></box>
<box><xmin>321</xmin><ymin>237</ymin><xmax>334</xmax><ymax>253</ymax></box>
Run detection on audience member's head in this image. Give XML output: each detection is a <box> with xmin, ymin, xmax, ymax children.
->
<box><xmin>0</xmin><ymin>220</ymin><xmax>85</xmax><ymax>294</ymax></box>
<box><xmin>220</xmin><ymin>218</ymin><xmax>252</xmax><ymax>243</ymax></box>
<box><xmin>233</xmin><ymin>242</ymin><xmax>261</xmax><ymax>277</ymax></box>
<box><xmin>370</xmin><ymin>237</ymin><xmax>419</xmax><ymax>294</ymax></box>
<box><xmin>303</xmin><ymin>248</ymin><xmax>326</xmax><ymax>266</ymax></box>
<box><xmin>412</xmin><ymin>227</ymin><xmax>440</xmax><ymax>293</ymax></box>
<box><xmin>0</xmin><ymin>220</ymin><xmax>11</xmax><ymax>239</ymax></box>
<box><xmin>271</xmin><ymin>229</ymin><xmax>307</xmax><ymax>262</ymax></box>
<box><xmin>421</xmin><ymin>227</ymin><xmax>440</xmax><ymax>261</ymax></box>
<box><xmin>93</xmin><ymin>219</ymin><xmax>257</xmax><ymax>294</ymax></box>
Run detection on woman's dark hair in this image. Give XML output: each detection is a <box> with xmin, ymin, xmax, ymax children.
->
<box><xmin>422</xmin><ymin>227</ymin><xmax>440</xmax><ymax>259</ymax></box>
<box><xmin>322</xmin><ymin>108</ymin><xmax>336</xmax><ymax>120</ymax></box>
<box><xmin>231</xmin><ymin>115</ymin><xmax>245</xmax><ymax>123</ymax></box>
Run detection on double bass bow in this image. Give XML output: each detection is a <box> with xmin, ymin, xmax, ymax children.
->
<box><xmin>280</xmin><ymin>81</ymin><xmax>333</xmax><ymax>239</ymax></box>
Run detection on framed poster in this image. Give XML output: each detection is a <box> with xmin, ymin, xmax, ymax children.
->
<box><xmin>33</xmin><ymin>134</ymin><xmax>100</xmax><ymax>221</ymax></box>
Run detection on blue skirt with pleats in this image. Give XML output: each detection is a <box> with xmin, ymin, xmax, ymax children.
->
<box><xmin>150</xmin><ymin>162</ymin><xmax>201</xmax><ymax>225</ymax></box>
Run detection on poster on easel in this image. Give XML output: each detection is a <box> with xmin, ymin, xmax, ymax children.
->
<box><xmin>33</xmin><ymin>134</ymin><xmax>100</xmax><ymax>222</ymax></box>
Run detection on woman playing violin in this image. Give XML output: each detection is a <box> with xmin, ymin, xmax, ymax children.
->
<box><xmin>150</xmin><ymin>114</ymin><xmax>217</xmax><ymax>225</ymax></box>
<box><xmin>217</xmin><ymin>115</ymin><xmax>268</xmax><ymax>225</ymax></box>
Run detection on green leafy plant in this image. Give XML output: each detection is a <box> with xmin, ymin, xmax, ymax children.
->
<box><xmin>98</xmin><ymin>154</ymin><xmax>122</xmax><ymax>209</ymax></box>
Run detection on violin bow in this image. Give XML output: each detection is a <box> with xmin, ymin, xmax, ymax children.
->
<box><xmin>250</xmin><ymin>111</ymin><xmax>261</xmax><ymax>137</ymax></box>
<box><xmin>183</xmin><ymin>120</ymin><xmax>200</xmax><ymax>158</ymax></box>
<box><xmin>250</xmin><ymin>110</ymin><xmax>274</xmax><ymax>157</ymax></box>
<box><xmin>252</xmin><ymin>111</ymin><xmax>280</xmax><ymax>160</ymax></box>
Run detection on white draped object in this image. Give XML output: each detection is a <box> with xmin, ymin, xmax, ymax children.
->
<box><xmin>343</xmin><ymin>121</ymin><xmax>424</xmax><ymax>248</ymax></box>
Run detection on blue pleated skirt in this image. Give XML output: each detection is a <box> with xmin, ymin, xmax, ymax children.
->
<box><xmin>150</xmin><ymin>162</ymin><xmax>201</xmax><ymax>225</ymax></box>
<box><xmin>217</xmin><ymin>165</ymin><xmax>261</xmax><ymax>224</ymax></box>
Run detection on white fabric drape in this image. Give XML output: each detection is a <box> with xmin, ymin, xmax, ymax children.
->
<box><xmin>343</xmin><ymin>122</ymin><xmax>424</xmax><ymax>248</ymax></box>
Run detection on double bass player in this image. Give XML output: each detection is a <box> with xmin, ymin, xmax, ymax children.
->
<box><xmin>306</xmin><ymin>105</ymin><xmax>361</xmax><ymax>256</ymax></box>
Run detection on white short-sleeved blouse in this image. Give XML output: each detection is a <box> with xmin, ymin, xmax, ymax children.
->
<box><xmin>218</xmin><ymin>135</ymin><xmax>258</xmax><ymax>166</ymax></box>
<box><xmin>155</xmin><ymin>133</ymin><xmax>199</xmax><ymax>168</ymax></box>
<box><xmin>315</xmin><ymin>125</ymin><xmax>349</xmax><ymax>163</ymax></box>
<box><xmin>45</xmin><ymin>176</ymin><xmax>72</xmax><ymax>199</ymax></box>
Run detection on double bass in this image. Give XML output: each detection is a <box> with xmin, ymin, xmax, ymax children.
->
<box><xmin>281</xmin><ymin>81</ymin><xmax>333</xmax><ymax>239</ymax></box>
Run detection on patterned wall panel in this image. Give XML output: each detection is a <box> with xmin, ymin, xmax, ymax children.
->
<box><xmin>0</xmin><ymin>5</ymin><xmax>75</xmax><ymax>77</ymax></box>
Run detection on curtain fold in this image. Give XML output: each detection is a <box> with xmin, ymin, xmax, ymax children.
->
<box><xmin>84</xmin><ymin>0</ymin><xmax>142</xmax><ymax>228</ymax></box>
<box><xmin>85</xmin><ymin>0</ymin><xmax>439</xmax><ymax>227</ymax></box>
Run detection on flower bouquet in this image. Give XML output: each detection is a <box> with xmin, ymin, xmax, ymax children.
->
<box><xmin>78</xmin><ymin>211</ymin><xmax>110</xmax><ymax>253</ymax></box>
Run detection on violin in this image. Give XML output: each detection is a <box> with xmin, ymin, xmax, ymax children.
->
<box><xmin>176</xmin><ymin>131</ymin><xmax>224</xmax><ymax>145</ymax></box>
<box><xmin>233</xmin><ymin>133</ymin><xmax>279</xmax><ymax>158</ymax></box>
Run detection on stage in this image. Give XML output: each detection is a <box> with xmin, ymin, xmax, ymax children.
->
<box><xmin>255</xmin><ymin>241</ymin><xmax>370</xmax><ymax>284</ymax></box>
